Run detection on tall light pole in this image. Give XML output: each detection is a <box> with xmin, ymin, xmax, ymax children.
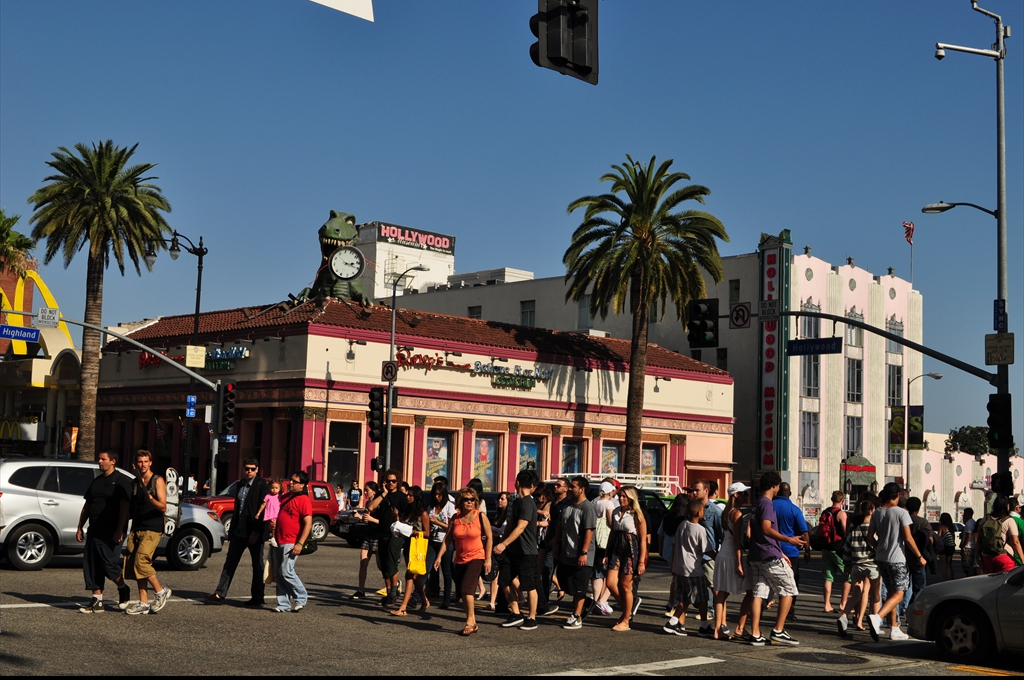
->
<box><xmin>383</xmin><ymin>263</ymin><xmax>429</xmax><ymax>472</ymax></box>
<box><xmin>145</xmin><ymin>232</ymin><xmax>207</xmax><ymax>494</ymax></box>
<box><xmin>905</xmin><ymin>372</ymin><xmax>943</xmax><ymax>491</ymax></box>
<box><xmin>930</xmin><ymin>0</ymin><xmax>1011</xmax><ymax>483</ymax></box>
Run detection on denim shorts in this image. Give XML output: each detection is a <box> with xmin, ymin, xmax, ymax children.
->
<box><xmin>877</xmin><ymin>561</ymin><xmax>910</xmax><ymax>594</ymax></box>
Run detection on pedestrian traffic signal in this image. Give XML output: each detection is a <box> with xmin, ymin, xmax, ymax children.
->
<box><xmin>370</xmin><ymin>456</ymin><xmax>385</xmax><ymax>472</ymax></box>
<box><xmin>686</xmin><ymin>298</ymin><xmax>720</xmax><ymax>349</ymax></box>
<box><xmin>218</xmin><ymin>382</ymin><xmax>236</xmax><ymax>434</ymax></box>
<box><xmin>529</xmin><ymin>0</ymin><xmax>599</xmax><ymax>85</ymax></box>
<box><xmin>368</xmin><ymin>387</ymin><xmax>385</xmax><ymax>443</ymax></box>
<box><xmin>986</xmin><ymin>393</ymin><xmax>1014</xmax><ymax>449</ymax></box>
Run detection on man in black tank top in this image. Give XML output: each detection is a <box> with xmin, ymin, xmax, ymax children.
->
<box><xmin>123</xmin><ymin>450</ymin><xmax>172</xmax><ymax>615</ymax></box>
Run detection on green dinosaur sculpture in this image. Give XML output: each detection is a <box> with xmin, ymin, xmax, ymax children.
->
<box><xmin>296</xmin><ymin>210</ymin><xmax>373</xmax><ymax>306</ymax></box>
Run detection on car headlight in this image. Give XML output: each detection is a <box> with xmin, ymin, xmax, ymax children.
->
<box><xmin>207</xmin><ymin>512</ymin><xmax>220</xmax><ymax>521</ymax></box>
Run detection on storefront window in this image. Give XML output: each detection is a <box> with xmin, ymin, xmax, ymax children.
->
<box><xmin>641</xmin><ymin>445</ymin><xmax>661</xmax><ymax>477</ymax></box>
<box><xmin>472</xmin><ymin>434</ymin><xmax>499</xmax><ymax>492</ymax></box>
<box><xmin>562</xmin><ymin>439</ymin><xmax>583</xmax><ymax>475</ymax></box>
<box><xmin>519</xmin><ymin>436</ymin><xmax>543</xmax><ymax>473</ymax></box>
<box><xmin>327</xmin><ymin>421</ymin><xmax>361</xmax><ymax>493</ymax></box>
<box><xmin>426</xmin><ymin>430</ymin><xmax>453</xmax><ymax>484</ymax></box>
<box><xmin>601</xmin><ymin>442</ymin><xmax>623</xmax><ymax>475</ymax></box>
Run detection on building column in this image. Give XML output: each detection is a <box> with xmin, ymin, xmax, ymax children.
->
<box><xmin>591</xmin><ymin>428</ymin><xmax>603</xmax><ymax>476</ymax></box>
<box><xmin>296</xmin><ymin>407</ymin><xmax>326</xmax><ymax>480</ymax></box>
<box><xmin>461</xmin><ymin>419</ymin><xmax>475</xmax><ymax>487</ymax></box>
<box><xmin>260</xmin><ymin>408</ymin><xmax>274</xmax><ymax>470</ymax></box>
<box><xmin>413</xmin><ymin>415</ymin><xmax>427</xmax><ymax>488</ymax></box>
<box><xmin>507</xmin><ymin>422</ymin><xmax>520</xmax><ymax>491</ymax></box>
<box><xmin>670</xmin><ymin>434</ymin><xmax>686</xmax><ymax>489</ymax></box>
<box><xmin>550</xmin><ymin>425</ymin><xmax>562</xmax><ymax>479</ymax></box>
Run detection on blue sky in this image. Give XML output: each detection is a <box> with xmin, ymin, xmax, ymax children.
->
<box><xmin>1</xmin><ymin>0</ymin><xmax>1021</xmax><ymax>445</ymax></box>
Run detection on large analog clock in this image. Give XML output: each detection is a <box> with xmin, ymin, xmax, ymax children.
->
<box><xmin>329</xmin><ymin>246</ymin><xmax>365</xmax><ymax>280</ymax></box>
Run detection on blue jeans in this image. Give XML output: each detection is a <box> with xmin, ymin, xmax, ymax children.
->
<box><xmin>427</xmin><ymin>540</ymin><xmax>453</xmax><ymax>600</ymax></box>
<box><xmin>899</xmin><ymin>567</ymin><xmax>927</xmax><ymax>619</ymax></box>
<box><xmin>275</xmin><ymin>544</ymin><xmax>308</xmax><ymax>610</ymax></box>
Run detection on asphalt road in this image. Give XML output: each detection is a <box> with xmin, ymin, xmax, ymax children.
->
<box><xmin>1</xmin><ymin>538</ymin><xmax>1020</xmax><ymax>676</ymax></box>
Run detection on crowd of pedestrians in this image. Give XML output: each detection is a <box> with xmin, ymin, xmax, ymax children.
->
<box><xmin>73</xmin><ymin>448</ymin><xmax>1024</xmax><ymax>641</ymax></box>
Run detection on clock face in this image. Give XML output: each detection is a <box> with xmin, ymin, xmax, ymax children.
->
<box><xmin>329</xmin><ymin>246</ymin><xmax>364</xmax><ymax>280</ymax></box>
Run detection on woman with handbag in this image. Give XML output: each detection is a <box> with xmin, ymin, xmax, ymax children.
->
<box><xmin>434</xmin><ymin>487</ymin><xmax>493</xmax><ymax>636</ymax></box>
<box><xmin>391</xmin><ymin>486</ymin><xmax>432</xmax><ymax>616</ymax></box>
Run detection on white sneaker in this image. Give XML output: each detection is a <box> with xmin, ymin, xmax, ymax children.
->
<box><xmin>150</xmin><ymin>588</ymin><xmax>172</xmax><ymax>614</ymax></box>
<box><xmin>890</xmin><ymin>626</ymin><xmax>909</xmax><ymax>641</ymax></box>
<box><xmin>836</xmin><ymin>613</ymin><xmax>849</xmax><ymax>636</ymax></box>
<box><xmin>867</xmin><ymin>614</ymin><xmax>883</xmax><ymax>642</ymax></box>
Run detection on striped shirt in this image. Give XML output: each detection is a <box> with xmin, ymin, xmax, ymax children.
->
<box><xmin>842</xmin><ymin>522</ymin><xmax>876</xmax><ymax>569</ymax></box>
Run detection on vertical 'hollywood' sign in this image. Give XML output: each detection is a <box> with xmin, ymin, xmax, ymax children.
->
<box><xmin>760</xmin><ymin>248</ymin><xmax>780</xmax><ymax>470</ymax></box>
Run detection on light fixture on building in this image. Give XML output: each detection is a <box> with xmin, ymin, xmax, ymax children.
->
<box><xmin>575</xmin><ymin>366</ymin><xmax>593</xmax><ymax>373</ymax></box>
<box><xmin>346</xmin><ymin>339</ymin><xmax>366</xmax><ymax>360</ymax></box>
<box><xmin>491</xmin><ymin>356</ymin><xmax>508</xmax><ymax>363</ymax></box>
<box><xmin>845</xmin><ymin>478</ymin><xmax>853</xmax><ymax>494</ymax></box>
<box><xmin>654</xmin><ymin>376</ymin><xmax>671</xmax><ymax>392</ymax></box>
<box><xmin>445</xmin><ymin>350</ymin><xmax>463</xmax><ymax>359</ymax></box>
<box><xmin>263</xmin><ymin>335</ymin><xmax>284</xmax><ymax>342</ymax></box>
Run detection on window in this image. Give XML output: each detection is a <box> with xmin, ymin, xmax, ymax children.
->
<box><xmin>887</xmin><ymin>364</ymin><xmax>904</xmax><ymax>407</ymax></box>
<box><xmin>8</xmin><ymin>466</ymin><xmax>46</xmax><ymax>489</ymax></box>
<box><xmin>846</xmin><ymin>358</ymin><xmax>863</xmax><ymax>403</ymax></box>
<box><xmin>426</xmin><ymin>431</ymin><xmax>453</xmax><ymax>483</ymax></box>
<box><xmin>313</xmin><ymin>486</ymin><xmax>330</xmax><ymax>501</ymax></box>
<box><xmin>800</xmin><ymin>412</ymin><xmax>819</xmax><ymax>458</ymax></box>
<box><xmin>887</xmin><ymin>447</ymin><xmax>903</xmax><ymax>465</ymax></box>
<box><xmin>58</xmin><ymin>466</ymin><xmax>98</xmax><ymax>496</ymax></box>
<box><xmin>577</xmin><ymin>295</ymin><xmax>593</xmax><ymax>330</ymax></box>
<box><xmin>846</xmin><ymin>309</ymin><xmax>864</xmax><ymax>347</ymax></box>
<box><xmin>729</xmin><ymin>279</ymin><xmax>741</xmax><ymax>305</ymax></box>
<box><xmin>467</xmin><ymin>305</ymin><xmax>482</xmax><ymax>319</ymax></box>
<box><xmin>473</xmin><ymin>434</ymin><xmax>499</xmax><ymax>492</ymax></box>
<box><xmin>691</xmin><ymin>349</ymin><xmax>703</xmax><ymax>362</ymax></box>
<box><xmin>561</xmin><ymin>439</ymin><xmax>583</xmax><ymax>474</ymax></box>
<box><xmin>600</xmin><ymin>442</ymin><xmax>623</xmax><ymax>475</ymax></box>
<box><xmin>716</xmin><ymin>347</ymin><xmax>728</xmax><ymax>371</ymax></box>
<box><xmin>641</xmin><ymin>445</ymin><xmax>661</xmax><ymax>476</ymax></box>
<box><xmin>887</xmin><ymin>317</ymin><xmax>904</xmax><ymax>354</ymax></box>
<box><xmin>519</xmin><ymin>436</ymin><xmax>544</xmax><ymax>472</ymax></box>
<box><xmin>801</xmin><ymin>302</ymin><xmax>820</xmax><ymax>398</ymax></box>
<box><xmin>845</xmin><ymin>416</ymin><xmax>863</xmax><ymax>458</ymax></box>
<box><xmin>520</xmin><ymin>300</ymin><xmax>536</xmax><ymax>327</ymax></box>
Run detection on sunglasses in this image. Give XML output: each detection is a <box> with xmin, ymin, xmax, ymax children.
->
<box><xmin>290</xmin><ymin>479</ymin><xmax>303</xmax><ymax>484</ymax></box>
<box><xmin>460</xmin><ymin>498</ymin><xmax>475</xmax><ymax>503</ymax></box>
<box><xmin>386</xmin><ymin>479</ymin><xmax>398</xmax><ymax>484</ymax></box>
<box><xmin>244</xmin><ymin>467</ymin><xmax>258</xmax><ymax>471</ymax></box>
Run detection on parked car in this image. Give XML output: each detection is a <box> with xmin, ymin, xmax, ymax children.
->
<box><xmin>330</xmin><ymin>509</ymin><xmax>375</xmax><ymax>547</ymax></box>
<box><xmin>187</xmin><ymin>478</ymin><xmax>338</xmax><ymax>541</ymax></box>
<box><xmin>908</xmin><ymin>565</ymin><xmax>1024</xmax><ymax>661</ymax></box>
<box><xmin>0</xmin><ymin>457</ymin><xmax>225</xmax><ymax>571</ymax></box>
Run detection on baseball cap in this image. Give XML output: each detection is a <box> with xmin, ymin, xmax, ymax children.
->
<box><xmin>599</xmin><ymin>481</ymin><xmax>616</xmax><ymax>495</ymax></box>
<box><xmin>727</xmin><ymin>482</ymin><xmax>751</xmax><ymax>496</ymax></box>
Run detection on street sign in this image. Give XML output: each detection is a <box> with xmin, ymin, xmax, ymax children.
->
<box><xmin>0</xmin><ymin>325</ymin><xmax>40</xmax><ymax>343</ymax></box>
<box><xmin>185</xmin><ymin>407</ymin><xmax>197</xmax><ymax>418</ymax></box>
<box><xmin>381</xmin><ymin>360</ymin><xmax>398</xmax><ymax>382</ymax></box>
<box><xmin>186</xmin><ymin>395</ymin><xmax>197</xmax><ymax>406</ymax></box>
<box><xmin>759</xmin><ymin>300</ymin><xmax>779</xmax><ymax>323</ymax></box>
<box><xmin>184</xmin><ymin>345</ymin><xmax>205</xmax><ymax>368</ymax></box>
<box><xmin>985</xmin><ymin>333</ymin><xmax>1014</xmax><ymax>366</ymax></box>
<box><xmin>222</xmin><ymin>434</ymin><xmax>238</xmax><ymax>443</ymax></box>
<box><xmin>729</xmin><ymin>302</ymin><xmax>751</xmax><ymax>329</ymax></box>
<box><xmin>994</xmin><ymin>299</ymin><xmax>1007</xmax><ymax>333</ymax></box>
<box><xmin>35</xmin><ymin>307</ymin><xmax>60</xmax><ymax>328</ymax></box>
<box><xmin>786</xmin><ymin>336</ymin><xmax>843</xmax><ymax>356</ymax></box>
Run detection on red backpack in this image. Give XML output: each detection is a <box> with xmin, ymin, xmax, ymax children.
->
<box><xmin>819</xmin><ymin>506</ymin><xmax>845</xmax><ymax>550</ymax></box>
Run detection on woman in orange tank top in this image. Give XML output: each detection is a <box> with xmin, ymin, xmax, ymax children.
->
<box><xmin>434</xmin><ymin>487</ymin><xmax>492</xmax><ymax>635</ymax></box>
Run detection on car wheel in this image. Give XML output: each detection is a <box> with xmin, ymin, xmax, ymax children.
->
<box><xmin>5</xmin><ymin>523</ymin><xmax>54</xmax><ymax>570</ymax></box>
<box><xmin>166</xmin><ymin>528</ymin><xmax>211</xmax><ymax>571</ymax></box>
<box><xmin>220</xmin><ymin>513</ymin><xmax>233</xmax><ymax>536</ymax></box>
<box><xmin>933</xmin><ymin>603</ymin><xmax>994</xmax><ymax>662</ymax></box>
<box><xmin>310</xmin><ymin>516</ymin><xmax>329</xmax><ymax>542</ymax></box>
<box><xmin>346</xmin><ymin>537</ymin><xmax>362</xmax><ymax>548</ymax></box>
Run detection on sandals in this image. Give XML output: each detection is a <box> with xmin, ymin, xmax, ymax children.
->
<box><xmin>555</xmin><ymin>590</ymin><xmax>566</xmax><ymax>601</ymax></box>
<box><xmin>460</xmin><ymin>623</ymin><xmax>479</xmax><ymax>636</ymax></box>
<box><xmin>390</xmin><ymin>609</ymin><xmax>408</xmax><ymax>616</ymax></box>
<box><xmin>611</xmin><ymin>622</ymin><xmax>631</xmax><ymax>632</ymax></box>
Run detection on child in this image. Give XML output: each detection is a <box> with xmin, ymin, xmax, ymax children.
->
<box><xmin>836</xmin><ymin>499</ymin><xmax>880</xmax><ymax>635</ymax></box>
<box><xmin>664</xmin><ymin>499</ymin><xmax>709</xmax><ymax>636</ymax></box>
<box><xmin>258</xmin><ymin>479</ymin><xmax>282</xmax><ymax>547</ymax></box>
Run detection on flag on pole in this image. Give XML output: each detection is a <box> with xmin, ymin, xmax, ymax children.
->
<box><xmin>903</xmin><ymin>221</ymin><xmax>915</xmax><ymax>245</ymax></box>
<box><xmin>153</xmin><ymin>418</ymin><xmax>166</xmax><ymax>439</ymax></box>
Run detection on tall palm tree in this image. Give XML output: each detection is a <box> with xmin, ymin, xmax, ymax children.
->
<box><xmin>28</xmin><ymin>141</ymin><xmax>171</xmax><ymax>461</ymax></box>
<box><xmin>564</xmin><ymin>155</ymin><xmax>729</xmax><ymax>473</ymax></box>
<box><xmin>0</xmin><ymin>209</ymin><xmax>36</xmax><ymax>278</ymax></box>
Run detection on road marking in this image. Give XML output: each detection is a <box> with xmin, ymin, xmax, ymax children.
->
<box><xmin>546</xmin><ymin>655</ymin><xmax>723</xmax><ymax>676</ymax></box>
<box><xmin>947</xmin><ymin>666</ymin><xmax>1022</xmax><ymax>677</ymax></box>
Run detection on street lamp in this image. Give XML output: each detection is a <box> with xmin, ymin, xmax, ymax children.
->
<box><xmin>383</xmin><ymin>264</ymin><xmax>429</xmax><ymax>472</ymax></box>
<box><xmin>921</xmin><ymin>201</ymin><xmax>998</xmax><ymax>219</ymax></box>
<box><xmin>930</xmin><ymin>0</ymin><xmax>1011</xmax><ymax>485</ymax></box>
<box><xmin>145</xmin><ymin>231</ymin><xmax>208</xmax><ymax>494</ymax></box>
<box><xmin>904</xmin><ymin>372</ymin><xmax>943</xmax><ymax>492</ymax></box>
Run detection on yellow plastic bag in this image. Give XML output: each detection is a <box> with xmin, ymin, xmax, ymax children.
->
<box><xmin>408</xmin><ymin>532</ymin><xmax>429</xmax><ymax>576</ymax></box>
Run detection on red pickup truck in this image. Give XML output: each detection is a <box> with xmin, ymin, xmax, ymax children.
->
<box><xmin>186</xmin><ymin>480</ymin><xmax>339</xmax><ymax>542</ymax></box>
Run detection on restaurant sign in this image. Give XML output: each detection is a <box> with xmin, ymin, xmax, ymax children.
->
<box><xmin>140</xmin><ymin>346</ymin><xmax>251</xmax><ymax>371</ymax></box>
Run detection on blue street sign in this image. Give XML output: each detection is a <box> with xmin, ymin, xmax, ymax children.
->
<box><xmin>786</xmin><ymin>336</ymin><xmax>843</xmax><ymax>356</ymax></box>
<box><xmin>186</xmin><ymin>395</ymin><xmax>197</xmax><ymax>406</ymax></box>
<box><xmin>185</xmin><ymin>408</ymin><xmax>197</xmax><ymax>418</ymax></box>
<box><xmin>994</xmin><ymin>299</ymin><xmax>1007</xmax><ymax>332</ymax></box>
<box><xmin>222</xmin><ymin>434</ymin><xmax>238</xmax><ymax>443</ymax></box>
<box><xmin>0</xmin><ymin>325</ymin><xmax>40</xmax><ymax>343</ymax></box>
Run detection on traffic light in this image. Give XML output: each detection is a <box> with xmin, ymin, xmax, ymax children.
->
<box><xmin>370</xmin><ymin>456</ymin><xmax>385</xmax><ymax>472</ymax></box>
<box><xmin>986</xmin><ymin>393</ymin><xmax>1014</xmax><ymax>449</ymax></box>
<box><xmin>529</xmin><ymin>0</ymin><xmax>599</xmax><ymax>85</ymax></box>
<box><xmin>220</xmin><ymin>383</ymin><xmax>236</xmax><ymax>434</ymax></box>
<box><xmin>686</xmin><ymin>298</ymin><xmax>720</xmax><ymax>348</ymax></box>
<box><xmin>368</xmin><ymin>387</ymin><xmax>385</xmax><ymax>443</ymax></box>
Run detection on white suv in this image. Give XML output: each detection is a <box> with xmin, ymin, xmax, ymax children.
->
<box><xmin>0</xmin><ymin>457</ymin><xmax>225</xmax><ymax>571</ymax></box>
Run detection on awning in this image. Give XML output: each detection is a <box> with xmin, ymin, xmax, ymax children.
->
<box><xmin>841</xmin><ymin>454</ymin><xmax>877</xmax><ymax>487</ymax></box>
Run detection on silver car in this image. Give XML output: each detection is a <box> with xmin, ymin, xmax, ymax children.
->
<box><xmin>907</xmin><ymin>565</ymin><xmax>1024</xmax><ymax>661</ymax></box>
<box><xmin>0</xmin><ymin>457</ymin><xmax>225</xmax><ymax>571</ymax></box>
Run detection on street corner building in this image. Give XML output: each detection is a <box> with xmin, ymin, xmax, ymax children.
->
<box><xmin>95</xmin><ymin>299</ymin><xmax>735</xmax><ymax>494</ymax></box>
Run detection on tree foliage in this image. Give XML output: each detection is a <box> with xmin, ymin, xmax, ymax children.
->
<box><xmin>0</xmin><ymin>209</ymin><xmax>36</xmax><ymax>278</ymax></box>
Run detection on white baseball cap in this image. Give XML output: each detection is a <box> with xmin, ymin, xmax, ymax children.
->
<box><xmin>599</xmin><ymin>481</ymin><xmax>616</xmax><ymax>495</ymax></box>
<box><xmin>727</xmin><ymin>482</ymin><xmax>751</xmax><ymax>496</ymax></box>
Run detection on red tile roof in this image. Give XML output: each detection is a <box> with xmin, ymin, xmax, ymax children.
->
<box><xmin>109</xmin><ymin>298</ymin><xmax>727</xmax><ymax>377</ymax></box>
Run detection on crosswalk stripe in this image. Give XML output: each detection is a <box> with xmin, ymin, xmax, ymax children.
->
<box><xmin>546</xmin><ymin>655</ymin><xmax>724</xmax><ymax>676</ymax></box>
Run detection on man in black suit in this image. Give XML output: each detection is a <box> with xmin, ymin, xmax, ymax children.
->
<box><xmin>205</xmin><ymin>458</ymin><xmax>270</xmax><ymax>607</ymax></box>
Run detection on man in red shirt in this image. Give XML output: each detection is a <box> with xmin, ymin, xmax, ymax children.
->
<box><xmin>273</xmin><ymin>471</ymin><xmax>313</xmax><ymax>613</ymax></box>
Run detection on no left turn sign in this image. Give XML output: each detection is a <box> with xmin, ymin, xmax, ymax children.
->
<box><xmin>381</xmin><ymin>360</ymin><xmax>398</xmax><ymax>382</ymax></box>
<box><xmin>729</xmin><ymin>303</ymin><xmax>750</xmax><ymax>329</ymax></box>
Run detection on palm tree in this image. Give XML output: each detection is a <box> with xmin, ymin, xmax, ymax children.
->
<box><xmin>28</xmin><ymin>141</ymin><xmax>171</xmax><ymax>461</ymax></box>
<box><xmin>564</xmin><ymin>155</ymin><xmax>729</xmax><ymax>473</ymax></box>
<box><xmin>0</xmin><ymin>209</ymin><xmax>36</xmax><ymax>278</ymax></box>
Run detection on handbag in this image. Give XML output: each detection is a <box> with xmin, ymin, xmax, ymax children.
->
<box><xmin>408</xmin><ymin>531</ymin><xmax>429</xmax><ymax>576</ymax></box>
<box><xmin>263</xmin><ymin>553</ymin><xmax>276</xmax><ymax>584</ymax></box>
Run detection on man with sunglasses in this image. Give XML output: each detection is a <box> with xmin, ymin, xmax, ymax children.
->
<box><xmin>273</xmin><ymin>472</ymin><xmax>313</xmax><ymax>613</ymax></box>
<box><xmin>372</xmin><ymin>469</ymin><xmax>408</xmax><ymax>607</ymax></box>
<box><xmin>537</xmin><ymin>477</ymin><xmax>570</xmax><ymax>617</ymax></box>
<box><xmin>206</xmin><ymin>458</ymin><xmax>270</xmax><ymax>606</ymax></box>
